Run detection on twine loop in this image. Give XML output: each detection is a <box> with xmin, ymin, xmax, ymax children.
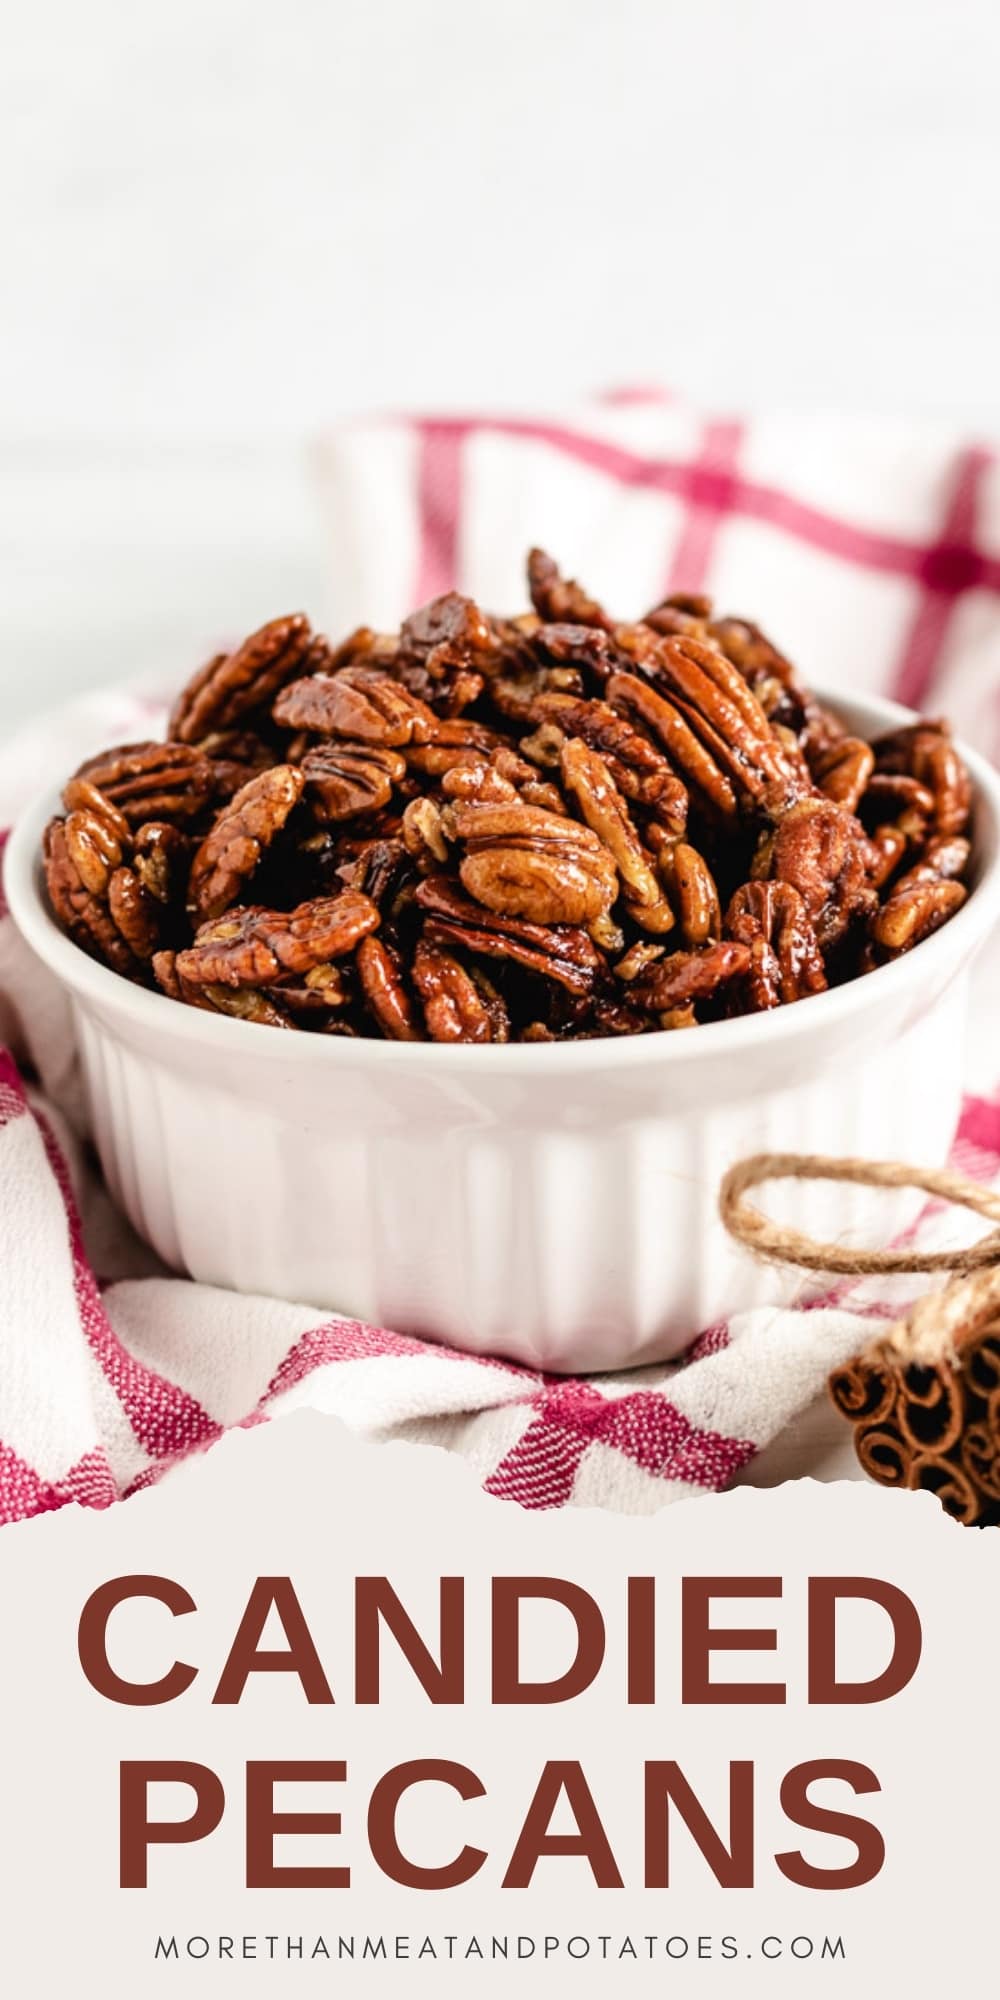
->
<box><xmin>718</xmin><ymin>1151</ymin><xmax>1000</xmax><ymax>1367</ymax></box>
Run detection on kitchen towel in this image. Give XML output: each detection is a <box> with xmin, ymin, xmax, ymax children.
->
<box><xmin>2</xmin><ymin>389</ymin><xmax>1000</xmax><ymax>1525</ymax></box>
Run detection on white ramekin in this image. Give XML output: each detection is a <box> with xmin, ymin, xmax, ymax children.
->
<box><xmin>7</xmin><ymin>689</ymin><xmax>1000</xmax><ymax>1372</ymax></box>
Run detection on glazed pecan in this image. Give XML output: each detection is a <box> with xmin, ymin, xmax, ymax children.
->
<box><xmin>63</xmin><ymin>803</ymin><xmax>126</xmax><ymax>894</ymax></box>
<box><xmin>69</xmin><ymin>742</ymin><xmax>214</xmax><ymax>825</ymax></box>
<box><xmin>187</xmin><ymin>764</ymin><xmax>305</xmax><ymax>921</ymax></box>
<box><xmin>301</xmin><ymin>743</ymin><xmax>406</xmax><ymax>822</ymax></box>
<box><xmin>630</xmin><ymin>939</ymin><xmax>753</xmax><ymax>1014</ymax></box>
<box><xmin>397</xmin><ymin>591</ymin><xmax>498</xmax><ymax>711</ymax></box>
<box><xmin>635</xmin><ymin>635</ymin><xmax>805</xmax><ymax>815</ymax></box>
<box><xmin>811</xmin><ymin>736</ymin><xmax>875</xmax><ymax>814</ymax></box>
<box><xmin>725</xmin><ymin>881</ymin><xmax>827</xmax><ymax>1008</ymax></box>
<box><xmin>42</xmin><ymin>818</ymin><xmax>142</xmax><ymax>977</ymax></box>
<box><xmin>131</xmin><ymin>821</ymin><xmax>189</xmax><ymax>906</ymax></box>
<box><xmin>873</xmin><ymin>719</ymin><xmax>972</xmax><ymax>837</ymax></box>
<box><xmin>559</xmin><ymin>736</ymin><xmax>675</xmax><ymax>933</ymax></box>
<box><xmin>416</xmin><ymin>877</ymin><xmax>602</xmax><ymax>995</ymax></box>
<box><xmin>411</xmin><ymin>936</ymin><xmax>509</xmax><ymax>1043</ymax></box>
<box><xmin>755</xmin><ymin>797</ymin><xmax>877</xmax><ymax>950</ymax></box>
<box><xmin>527</xmin><ymin>548</ymin><xmax>611</xmax><ymax>629</ymax></box>
<box><xmin>524</xmin><ymin>692</ymin><xmax>689</xmax><ymax>830</ymax></box>
<box><xmin>653</xmin><ymin>838</ymin><xmax>721</xmax><ymax>946</ymax></box>
<box><xmin>607</xmin><ymin>670</ymin><xmax>738</xmax><ymax>818</ymax></box>
<box><xmin>356</xmin><ymin>934</ymin><xmax>422</xmax><ymax>1041</ymax></box>
<box><xmin>176</xmin><ymin>892</ymin><xmax>380</xmax><ymax>987</ymax></box>
<box><xmin>170</xmin><ymin>614</ymin><xmax>315</xmax><ymax>742</ymax></box>
<box><xmin>273</xmin><ymin>665</ymin><xmax>436</xmax><ymax>747</ymax></box>
<box><xmin>107</xmin><ymin>867</ymin><xmax>162</xmax><ymax>961</ymax></box>
<box><xmin>870</xmin><ymin>878</ymin><xmax>967</xmax><ymax>957</ymax></box>
<box><xmin>452</xmin><ymin>799</ymin><xmax>618</xmax><ymax>927</ymax></box>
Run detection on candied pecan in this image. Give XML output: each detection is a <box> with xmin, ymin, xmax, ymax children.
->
<box><xmin>811</xmin><ymin>736</ymin><xmax>875</xmax><ymax>814</ymax></box>
<box><xmin>861</xmin><ymin>771</ymin><xmax>936</xmax><ymax>843</ymax></box>
<box><xmin>630</xmin><ymin>940</ymin><xmax>753</xmax><ymax>1014</ymax></box>
<box><xmin>42</xmin><ymin>818</ymin><xmax>142</xmax><ymax>977</ymax></box>
<box><xmin>653</xmin><ymin>838</ymin><xmax>721</xmax><ymax>946</ymax></box>
<box><xmin>273</xmin><ymin>666</ymin><xmax>435</xmax><ymax>746</ymax></box>
<box><xmin>525</xmin><ymin>693</ymin><xmax>689</xmax><ymax>830</ymax></box>
<box><xmin>187</xmin><ymin>764</ymin><xmax>305</xmax><ymax>921</ymax></box>
<box><xmin>107</xmin><ymin>867</ymin><xmax>162</xmax><ymax>960</ymax></box>
<box><xmin>132</xmin><ymin>821</ymin><xmax>189</xmax><ymax>905</ymax></box>
<box><xmin>402</xmin><ymin>795</ymin><xmax>451</xmax><ymax>867</ymax></box>
<box><xmin>635</xmin><ymin>635</ymin><xmax>805</xmax><ymax>815</ymax></box>
<box><xmin>873</xmin><ymin>719</ymin><xmax>972</xmax><ymax>837</ymax></box>
<box><xmin>337</xmin><ymin>836</ymin><xmax>414</xmax><ymax>911</ymax></box>
<box><xmin>274</xmin><ymin>963</ymin><xmax>353</xmax><ymax>1017</ymax></box>
<box><xmin>870</xmin><ymin>879</ymin><xmax>967</xmax><ymax>957</ymax></box>
<box><xmin>529</xmin><ymin>621</ymin><xmax>624</xmax><ymax>684</ymax></box>
<box><xmin>61</xmin><ymin>780</ymin><xmax>132</xmax><ymax>849</ymax></box>
<box><xmin>527</xmin><ymin>548</ymin><xmax>611</xmax><ymax>629</ymax></box>
<box><xmin>614</xmin><ymin>939</ymin><xmax>666</xmax><ymax>982</ymax></box>
<box><xmin>899</xmin><ymin>833</ymin><xmax>971</xmax><ymax>885</ymax></box>
<box><xmin>725</xmin><ymin>881</ymin><xmax>827</xmax><ymax>1008</ymax></box>
<box><xmin>452</xmin><ymin>799</ymin><xmax>618</xmax><ymax>927</ymax></box>
<box><xmin>64</xmin><ymin>804</ymin><xmax>125</xmax><ymax>894</ymax></box>
<box><xmin>176</xmin><ymin>892</ymin><xmax>380</xmax><ymax>988</ymax></box>
<box><xmin>411</xmin><ymin>937</ymin><xmax>509</xmax><ymax>1043</ymax></box>
<box><xmin>608</xmin><ymin>670</ymin><xmax>739</xmax><ymax>819</ymax></box>
<box><xmin>864</xmin><ymin>823</ymin><xmax>909</xmax><ymax>889</ymax></box>
<box><xmin>559</xmin><ymin>737</ymin><xmax>675</xmax><ymax>933</ymax></box>
<box><xmin>644</xmin><ymin>592</ymin><xmax>713</xmax><ymax>636</ymax></box>
<box><xmin>356</xmin><ymin>935</ymin><xmax>422</xmax><ymax>1040</ymax></box>
<box><xmin>301</xmin><ymin>743</ymin><xmax>406</xmax><ymax>822</ymax></box>
<box><xmin>170</xmin><ymin>614</ymin><xmax>315</xmax><ymax>742</ymax></box>
<box><xmin>416</xmin><ymin>877</ymin><xmax>602</xmax><ymax>995</ymax></box>
<box><xmin>404</xmin><ymin>718</ymin><xmax>506</xmax><ymax>776</ymax></box>
<box><xmin>755</xmin><ymin>797</ymin><xmax>876</xmax><ymax>950</ymax></box>
<box><xmin>70</xmin><ymin>742</ymin><xmax>214</xmax><ymax>825</ymax></box>
<box><xmin>200</xmin><ymin>985</ymin><xmax>295</xmax><ymax>1027</ymax></box>
<box><xmin>397</xmin><ymin>591</ymin><xmax>498</xmax><ymax>710</ymax></box>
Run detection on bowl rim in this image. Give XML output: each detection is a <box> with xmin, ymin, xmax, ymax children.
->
<box><xmin>7</xmin><ymin>684</ymin><xmax>1000</xmax><ymax>1076</ymax></box>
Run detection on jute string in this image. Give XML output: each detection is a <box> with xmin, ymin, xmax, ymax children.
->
<box><xmin>718</xmin><ymin>1152</ymin><xmax>1000</xmax><ymax>1366</ymax></box>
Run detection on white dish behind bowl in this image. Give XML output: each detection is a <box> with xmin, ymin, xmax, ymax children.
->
<box><xmin>7</xmin><ymin>689</ymin><xmax>1000</xmax><ymax>1372</ymax></box>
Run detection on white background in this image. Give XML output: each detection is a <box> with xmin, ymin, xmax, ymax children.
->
<box><xmin>3</xmin><ymin>0</ymin><xmax>1000</xmax><ymax>721</ymax></box>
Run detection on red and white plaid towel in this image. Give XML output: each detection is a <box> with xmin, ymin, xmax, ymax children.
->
<box><xmin>3</xmin><ymin>390</ymin><xmax>1000</xmax><ymax>1526</ymax></box>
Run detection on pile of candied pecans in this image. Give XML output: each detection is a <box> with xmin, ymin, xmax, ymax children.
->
<box><xmin>42</xmin><ymin>550</ymin><xmax>974</xmax><ymax>1043</ymax></box>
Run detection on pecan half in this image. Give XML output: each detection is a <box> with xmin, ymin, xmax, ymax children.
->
<box><xmin>525</xmin><ymin>693</ymin><xmax>688</xmax><ymax>830</ymax></box>
<box><xmin>755</xmin><ymin>797</ymin><xmax>877</xmax><ymax>950</ymax></box>
<box><xmin>811</xmin><ymin>736</ymin><xmax>875</xmax><ymax>814</ymax></box>
<box><xmin>416</xmin><ymin>876</ymin><xmax>602</xmax><ymax>995</ymax></box>
<box><xmin>559</xmin><ymin>737</ymin><xmax>675</xmax><ymax>933</ymax></box>
<box><xmin>630</xmin><ymin>939</ymin><xmax>753</xmax><ymax>1014</ymax></box>
<box><xmin>725</xmin><ymin>881</ymin><xmax>827</xmax><ymax>1008</ymax></box>
<box><xmin>873</xmin><ymin>720</ymin><xmax>972</xmax><ymax>837</ymax></box>
<box><xmin>43</xmin><ymin>818</ymin><xmax>142</xmax><ymax>977</ymax></box>
<box><xmin>188</xmin><ymin>764</ymin><xmax>305</xmax><ymax>921</ymax></box>
<box><xmin>527</xmin><ymin>547</ymin><xmax>611</xmax><ymax>629</ymax></box>
<box><xmin>273</xmin><ymin>667</ymin><xmax>437</xmax><ymax>747</ymax></box>
<box><xmin>301</xmin><ymin>743</ymin><xmax>406</xmax><ymax>822</ymax></box>
<box><xmin>397</xmin><ymin>591</ymin><xmax>498</xmax><ymax>711</ymax></box>
<box><xmin>176</xmin><ymin>892</ymin><xmax>380</xmax><ymax>987</ymax></box>
<box><xmin>69</xmin><ymin>742</ymin><xmax>214</xmax><ymax>825</ymax></box>
<box><xmin>653</xmin><ymin>838</ymin><xmax>721</xmax><ymax>946</ymax></box>
<box><xmin>170</xmin><ymin>614</ymin><xmax>315</xmax><ymax>742</ymax></box>
<box><xmin>452</xmin><ymin>799</ymin><xmax>619</xmax><ymax>927</ymax></box>
<box><xmin>356</xmin><ymin>935</ymin><xmax>422</xmax><ymax>1040</ymax></box>
<box><xmin>869</xmin><ymin>879</ymin><xmax>967</xmax><ymax>957</ymax></box>
<box><xmin>412</xmin><ymin>937</ymin><xmax>509</xmax><ymax>1043</ymax></box>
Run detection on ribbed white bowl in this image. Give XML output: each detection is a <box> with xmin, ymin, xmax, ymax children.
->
<box><xmin>7</xmin><ymin>689</ymin><xmax>1000</xmax><ymax>1371</ymax></box>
